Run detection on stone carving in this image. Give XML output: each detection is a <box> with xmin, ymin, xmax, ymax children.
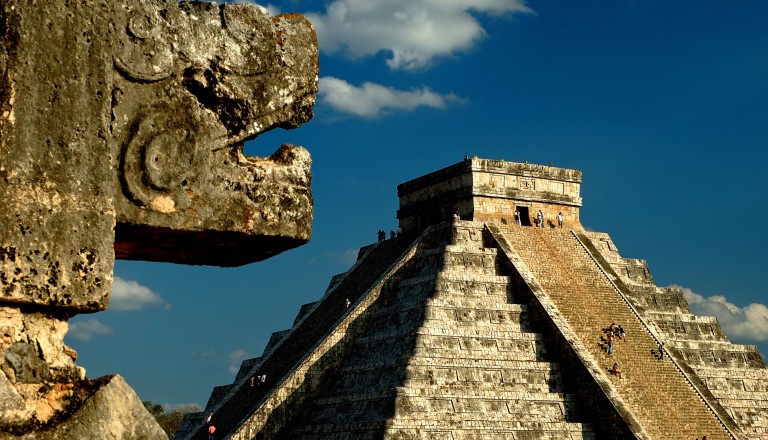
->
<box><xmin>111</xmin><ymin>1</ymin><xmax>318</xmax><ymax>267</ymax></box>
<box><xmin>0</xmin><ymin>0</ymin><xmax>317</xmax><ymax>436</ymax></box>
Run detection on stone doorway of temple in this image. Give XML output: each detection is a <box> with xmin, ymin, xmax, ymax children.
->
<box><xmin>516</xmin><ymin>206</ymin><xmax>532</xmax><ymax>226</ymax></box>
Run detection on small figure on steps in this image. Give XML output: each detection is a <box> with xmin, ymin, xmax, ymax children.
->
<box><xmin>612</xmin><ymin>362</ymin><xmax>622</xmax><ymax>379</ymax></box>
<box><xmin>607</xmin><ymin>333</ymin><xmax>614</xmax><ymax>355</ymax></box>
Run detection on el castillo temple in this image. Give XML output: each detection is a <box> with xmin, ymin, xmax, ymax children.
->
<box><xmin>0</xmin><ymin>1</ymin><xmax>766</xmax><ymax>440</ymax></box>
<box><xmin>176</xmin><ymin>158</ymin><xmax>768</xmax><ymax>440</ymax></box>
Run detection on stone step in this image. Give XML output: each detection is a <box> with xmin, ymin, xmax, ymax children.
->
<box><xmin>390</xmin><ymin>398</ymin><xmax>575</xmax><ymax>423</ymax></box>
<box><xmin>284</xmin><ymin>420</ymin><xmax>597</xmax><ymax>439</ymax></box>
<box><xmin>706</xmin><ymin>381</ymin><xmax>768</xmax><ymax>397</ymax></box>
<box><xmin>698</xmin><ymin>366</ymin><xmax>768</xmax><ymax>381</ymax></box>
<box><xmin>403</xmin><ymin>329</ymin><xmax>546</xmax><ymax>355</ymax></box>
<box><xmin>435</xmin><ymin>271</ymin><xmax>513</xmax><ymax>284</ymax></box>
<box><xmin>401</xmin><ymin>380</ymin><xmax>558</xmax><ymax>395</ymax></box>
<box><xmin>325</xmin><ymin>366</ymin><xmax>560</xmax><ymax>395</ymax></box>
<box><xmin>184</xmin><ymin>230</ymin><xmax>429</xmax><ymax>440</ymax></box>
<box><xmin>444</xmin><ymin>244</ymin><xmax>499</xmax><ymax>255</ymax></box>
<box><xmin>491</xmin><ymin>225</ymin><xmax>734</xmax><ymax>440</ymax></box>
<box><xmin>335</xmin><ymin>352</ymin><xmax>559</xmax><ymax>375</ymax></box>
<box><xmin>425</xmin><ymin>297</ymin><xmax>525</xmax><ymax>311</ymax></box>
<box><xmin>450</xmin><ymin>221</ymin><xmax>487</xmax><ymax>245</ymax></box>
<box><xmin>411</xmin><ymin>344</ymin><xmax>544</xmax><ymax>362</ymax></box>
<box><xmin>713</xmin><ymin>395</ymin><xmax>768</xmax><ymax>411</ymax></box>
<box><xmin>433</xmin><ymin>278</ymin><xmax>513</xmax><ymax>296</ymax></box>
<box><xmin>423</xmin><ymin>306</ymin><xmax>529</xmax><ymax>330</ymax></box>
<box><xmin>297</xmin><ymin>394</ymin><xmax>577</xmax><ymax>425</ymax></box>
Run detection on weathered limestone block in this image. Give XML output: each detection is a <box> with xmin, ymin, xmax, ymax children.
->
<box><xmin>111</xmin><ymin>1</ymin><xmax>318</xmax><ymax>267</ymax></box>
<box><xmin>1</xmin><ymin>0</ymin><xmax>115</xmax><ymax>313</ymax></box>
<box><xmin>0</xmin><ymin>307</ymin><xmax>82</xmax><ymax>427</ymax></box>
<box><xmin>0</xmin><ymin>0</ymin><xmax>318</xmax><ymax>436</ymax></box>
<box><xmin>10</xmin><ymin>375</ymin><xmax>169</xmax><ymax>440</ymax></box>
<box><xmin>1</xmin><ymin>0</ymin><xmax>318</xmax><ymax>309</ymax></box>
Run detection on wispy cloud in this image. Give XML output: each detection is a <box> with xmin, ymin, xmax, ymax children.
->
<box><xmin>68</xmin><ymin>319</ymin><xmax>112</xmax><ymax>341</ymax></box>
<box><xmin>672</xmin><ymin>284</ymin><xmax>768</xmax><ymax>342</ymax></box>
<box><xmin>228</xmin><ymin>349</ymin><xmax>250</xmax><ymax>374</ymax></box>
<box><xmin>306</xmin><ymin>0</ymin><xmax>533</xmax><ymax>70</ymax></box>
<box><xmin>336</xmin><ymin>248</ymin><xmax>360</xmax><ymax>267</ymax></box>
<box><xmin>194</xmin><ymin>349</ymin><xmax>217</xmax><ymax>359</ymax></box>
<box><xmin>319</xmin><ymin>77</ymin><xmax>464</xmax><ymax>118</ymax></box>
<box><xmin>265</xmin><ymin>3</ymin><xmax>281</xmax><ymax>16</ymax></box>
<box><xmin>110</xmin><ymin>277</ymin><xmax>169</xmax><ymax>312</ymax></box>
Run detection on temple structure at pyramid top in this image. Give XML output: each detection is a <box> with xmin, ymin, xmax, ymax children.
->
<box><xmin>397</xmin><ymin>157</ymin><xmax>584</xmax><ymax>231</ymax></box>
<box><xmin>178</xmin><ymin>157</ymin><xmax>767</xmax><ymax>440</ymax></box>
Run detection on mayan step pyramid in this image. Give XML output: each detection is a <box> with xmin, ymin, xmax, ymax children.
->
<box><xmin>177</xmin><ymin>158</ymin><xmax>767</xmax><ymax>440</ymax></box>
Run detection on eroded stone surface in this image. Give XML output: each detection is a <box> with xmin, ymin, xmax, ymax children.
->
<box><xmin>10</xmin><ymin>375</ymin><xmax>169</xmax><ymax>440</ymax></box>
<box><xmin>111</xmin><ymin>2</ymin><xmax>318</xmax><ymax>267</ymax></box>
<box><xmin>0</xmin><ymin>0</ymin><xmax>318</xmax><ymax>436</ymax></box>
<box><xmin>0</xmin><ymin>308</ymin><xmax>81</xmax><ymax>427</ymax></box>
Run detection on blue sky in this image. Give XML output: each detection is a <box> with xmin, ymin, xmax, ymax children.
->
<box><xmin>66</xmin><ymin>0</ymin><xmax>768</xmax><ymax>408</ymax></box>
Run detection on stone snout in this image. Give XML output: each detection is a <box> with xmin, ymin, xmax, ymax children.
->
<box><xmin>111</xmin><ymin>1</ymin><xmax>319</xmax><ymax>267</ymax></box>
<box><xmin>114</xmin><ymin>141</ymin><xmax>313</xmax><ymax>267</ymax></box>
<box><xmin>0</xmin><ymin>0</ymin><xmax>319</xmax><ymax>436</ymax></box>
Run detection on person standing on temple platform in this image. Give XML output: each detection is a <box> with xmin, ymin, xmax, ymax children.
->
<box><xmin>557</xmin><ymin>212</ymin><xmax>564</xmax><ymax>228</ymax></box>
<box><xmin>537</xmin><ymin>210</ymin><xmax>545</xmax><ymax>228</ymax></box>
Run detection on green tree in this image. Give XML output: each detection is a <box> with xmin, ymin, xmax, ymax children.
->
<box><xmin>143</xmin><ymin>400</ymin><xmax>203</xmax><ymax>438</ymax></box>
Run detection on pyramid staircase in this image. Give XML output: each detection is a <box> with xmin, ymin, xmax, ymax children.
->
<box><xmin>273</xmin><ymin>221</ymin><xmax>597</xmax><ymax>439</ymax></box>
<box><xmin>180</xmin><ymin>222</ymin><xmax>611</xmax><ymax>439</ymax></box>
<box><xmin>175</xmin><ymin>232</ymin><xmax>420</xmax><ymax>440</ymax></box>
<box><xmin>178</xmin><ymin>220</ymin><xmax>760</xmax><ymax>439</ymax></box>
<box><xmin>576</xmin><ymin>231</ymin><xmax>768</xmax><ymax>439</ymax></box>
<box><xmin>488</xmin><ymin>224</ymin><xmax>741</xmax><ymax>440</ymax></box>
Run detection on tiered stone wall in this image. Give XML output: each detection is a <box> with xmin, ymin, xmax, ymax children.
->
<box><xmin>274</xmin><ymin>221</ymin><xmax>598</xmax><ymax>439</ymax></box>
<box><xmin>580</xmin><ymin>231</ymin><xmax>768</xmax><ymax>439</ymax></box>
<box><xmin>177</xmin><ymin>229</ymin><xmax>428</xmax><ymax>440</ymax></box>
<box><xmin>490</xmin><ymin>225</ymin><xmax>738</xmax><ymax>439</ymax></box>
<box><xmin>184</xmin><ymin>218</ymin><xmax>766</xmax><ymax>439</ymax></box>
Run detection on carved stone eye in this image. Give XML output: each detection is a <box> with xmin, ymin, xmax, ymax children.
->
<box><xmin>120</xmin><ymin>110</ymin><xmax>206</xmax><ymax>213</ymax></box>
<box><xmin>144</xmin><ymin>130</ymin><xmax>193</xmax><ymax>192</ymax></box>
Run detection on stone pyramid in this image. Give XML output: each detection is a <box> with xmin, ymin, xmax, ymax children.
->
<box><xmin>177</xmin><ymin>158</ymin><xmax>767</xmax><ymax>440</ymax></box>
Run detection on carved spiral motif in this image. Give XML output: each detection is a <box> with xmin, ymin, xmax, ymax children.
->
<box><xmin>114</xmin><ymin>7</ymin><xmax>173</xmax><ymax>82</ymax></box>
<box><xmin>120</xmin><ymin>110</ymin><xmax>205</xmax><ymax>213</ymax></box>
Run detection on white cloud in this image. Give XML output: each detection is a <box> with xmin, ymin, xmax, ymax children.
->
<box><xmin>672</xmin><ymin>284</ymin><xmax>768</xmax><ymax>342</ymax></box>
<box><xmin>228</xmin><ymin>349</ymin><xmax>250</xmax><ymax>374</ymax></box>
<box><xmin>319</xmin><ymin>76</ymin><xmax>464</xmax><ymax>118</ymax></box>
<box><xmin>68</xmin><ymin>319</ymin><xmax>112</xmax><ymax>341</ymax></box>
<box><xmin>306</xmin><ymin>0</ymin><xmax>533</xmax><ymax>70</ymax></box>
<box><xmin>263</xmin><ymin>3</ymin><xmax>281</xmax><ymax>16</ymax></box>
<box><xmin>110</xmin><ymin>277</ymin><xmax>169</xmax><ymax>312</ymax></box>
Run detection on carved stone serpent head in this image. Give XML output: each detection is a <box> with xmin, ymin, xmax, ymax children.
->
<box><xmin>111</xmin><ymin>1</ymin><xmax>319</xmax><ymax>267</ymax></box>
